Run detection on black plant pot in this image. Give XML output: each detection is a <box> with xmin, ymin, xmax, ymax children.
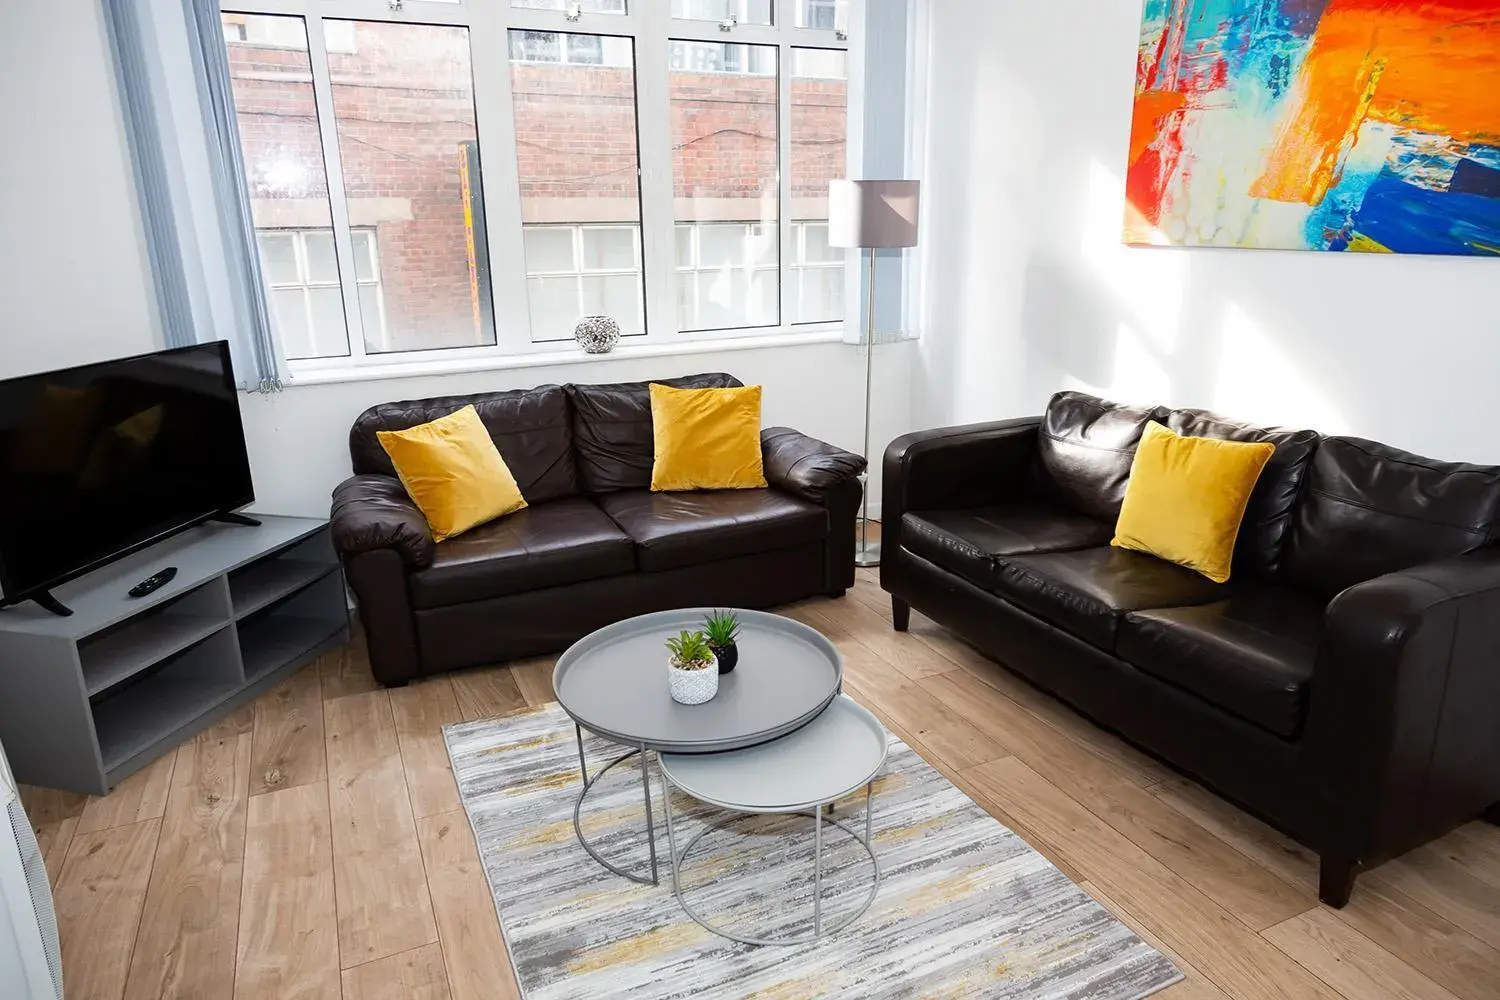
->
<box><xmin>712</xmin><ymin>642</ymin><xmax>739</xmax><ymax>674</ymax></box>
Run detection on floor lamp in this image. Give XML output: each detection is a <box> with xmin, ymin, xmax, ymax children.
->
<box><xmin>828</xmin><ymin>179</ymin><xmax>920</xmax><ymax>568</ymax></box>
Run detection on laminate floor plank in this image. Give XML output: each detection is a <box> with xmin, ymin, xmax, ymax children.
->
<box><xmin>198</xmin><ymin>703</ymin><xmax>256</xmax><ymax>743</ymax></box>
<box><xmin>125</xmin><ymin>733</ymin><xmax>252</xmax><ymax>1000</ymax></box>
<box><xmin>1369</xmin><ymin>843</ymin><xmax>1500</xmax><ymax>950</ymax></box>
<box><xmin>341</xmin><ymin>942</ymin><xmax>451</xmax><ymax>1000</ymax></box>
<box><xmin>811</xmin><ymin>592</ymin><xmax>957</xmax><ymax>678</ymax></box>
<box><xmin>1264</xmin><ymin>908</ymin><xmax>1462</xmax><ymax>1000</ymax></box>
<box><xmin>963</xmin><ymin>758</ymin><xmax>1340</xmax><ymax>1000</ymax></box>
<box><xmin>76</xmin><ymin>751</ymin><xmax>176</xmax><ymax>835</ymax></box>
<box><xmin>417</xmin><ymin>811</ymin><xmax>521</xmax><ymax>1000</ymax></box>
<box><xmin>449</xmin><ymin>666</ymin><xmax>528</xmax><ymax>722</ymax></box>
<box><xmin>390</xmin><ymin>678</ymin><xmax>465</xmax><ymax>820</ymax></box>
<box><xmin>325</xmin><ymin>690</ymin><xmax>438</xmax><ymax>968</ymax></box>
<box><xmin>509</xmin><ymin>656</ymin><xmax>558</xmax><ymax>708</ymax></box>
<box><xmin>249</xmin><ymin>662</ymin><xmax>326</xmax><ymax>796</ymax></box>
<box><xmin>320</xmin><ymin>639</ymin><xmax>381</xmax><ymax>700</ymax></box>
<box><xmin>54</xmin><ymin>817</ymin><xmax>160</xmax><ymax>1000</ymax></box>
<box><xmin>236</xmin><ymin>781</ymin><xmax>339</xmax><ymax>1000</ymax></box>
<box><xmin>1081</xmin><ymin>880</ymin><xmax>1233</xmax><ymax>999</ymax></box>
<box><xmin>923</xmin><ymin>669</ymin><xmax>1307</xmax><ymax>931</ymax></box>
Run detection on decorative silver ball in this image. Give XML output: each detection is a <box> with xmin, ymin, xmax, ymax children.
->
<box><xmin>573</xmin><ymin>315</ymin><xmax>621</xmax><ymax>354</ymax></box>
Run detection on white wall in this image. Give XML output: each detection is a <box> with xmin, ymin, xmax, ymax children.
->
<box><xmin>918</xmin><ymin>0</ymin><xmax>1500</xmax><ymax>463</ymax></box>
<box><xmin>0</xmin><ymin>1</ymin><xmax>159</xmax><ymax>376</ymax></box>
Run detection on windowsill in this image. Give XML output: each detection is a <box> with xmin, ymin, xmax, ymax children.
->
<box><xmin>282</xmin><ymin>328</ymin><xmax>848</xmax><ymax>387</ymax></box>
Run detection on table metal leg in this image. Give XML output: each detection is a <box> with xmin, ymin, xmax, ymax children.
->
<box><xmin>814</xmin><ymin>803</ymin><xmax>824</xmax><ymax>937</ymax></box>
<box><xmin>865</xmin><ymin>779</ymin><xmax>873</xmax><ymax>845</ymax></box>
<box><xmin>574</xmin><ymin>724</ymin><xmax>588</xmax><ymax>783</ymax></box>
<box><xmin>662</xmin><ymin>761</ymin><xmax>681</xmax><ymax>896</ymax></box>
<box><xmin>640</xmin><ymin>742</ymin><xmax>659</xmax><ymax>885</ymax></box>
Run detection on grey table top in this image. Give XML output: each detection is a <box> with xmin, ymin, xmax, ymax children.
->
<box><xmin>660</xmin><ymin>695</ymin><xmax>888</xmax><ymax>813</ymax></box>
<box><xmin>552</xmin><ymin>608</ymin><xmax>842</xmax><ymax>753</ymax></box>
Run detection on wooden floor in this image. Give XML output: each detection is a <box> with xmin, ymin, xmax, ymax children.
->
<box><xmin>21</xmin><ymin>568</ymin><xmax>1500</xmax><ymax>1000</ymax></box>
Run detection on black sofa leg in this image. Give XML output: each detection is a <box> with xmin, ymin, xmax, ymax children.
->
<box><xmin>892</xmin><ymin>597</ymin><xmax>910</xmax><ymax>632</ymax></box>
<box><xmin>1318</xmin><ymin>855</ymin><xmax>1358</xmax><ymax>908</ymax></box>
<box><xmin>1484</xmin><ymin>802</ymin><xmax>1500</xmax><ymax>825</ymax></box>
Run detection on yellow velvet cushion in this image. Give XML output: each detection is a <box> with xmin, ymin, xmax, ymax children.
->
<box><xmin>1111</xmin><ymin>421</ymin><xmax>1274</xmax><ymax>583</ymax></box>
<box><xmin>649</xmin><ymin>383</ymin><xmax>768</xmax><ymax>492</ymax></box>
<box><xmin>377</xmin><ymin>405</ymin><xmax>527</xmax><ymax>541</ymax></box>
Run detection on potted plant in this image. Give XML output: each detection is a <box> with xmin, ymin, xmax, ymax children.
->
<box><xmin>702</xmin><ymin>610</ymin><xmax>741</xmax><ymax>674</ymax></box>
<box><xmin>665</xmin><ymin>629</ymin><xmax>718</xmax><ymax>705</ymax></box>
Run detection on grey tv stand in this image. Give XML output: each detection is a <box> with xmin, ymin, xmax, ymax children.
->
<box><xmin>0</xmin><ymin>515</ymin><xmax>348</xmax><ymax>794</ymax></box>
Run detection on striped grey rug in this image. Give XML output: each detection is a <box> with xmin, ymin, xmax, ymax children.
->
<box><xmin>444</xmin><ymin>704</ymin><xmax>1182</xmax><ymax>1000</ymax></box>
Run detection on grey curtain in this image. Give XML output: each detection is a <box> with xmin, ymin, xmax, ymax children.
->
<box><xmin>180</xmin><ymin>0</ymin><xmax>281</xmax><ymax>392</ymax></box>
<box><xmin>100</xmin><ymin>0</ymin><xmax>282</xmax><ymax>392</ymax></box>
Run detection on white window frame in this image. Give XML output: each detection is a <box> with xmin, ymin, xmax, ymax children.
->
<box><xmin>220</xmin><ymin>0</ymin><xmax>859</xmax><ymax>378</ymax></box>
<box><xmin>522</xmin><ymin>223</ymin><xmax>645</xmax><ymax>342</ymax></box>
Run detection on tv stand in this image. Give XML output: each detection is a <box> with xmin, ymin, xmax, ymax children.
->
<box><xmin>29</xmin><ymin>590</ymin><xmax>73</xmax><ymax>618</ymax></box>
<box><xmin>211</xmin><ymin>511</ymin><xmax>262</xmax><ymax>527</ymax></box>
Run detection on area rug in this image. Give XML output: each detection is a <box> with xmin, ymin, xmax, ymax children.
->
<box><xmin>444</xmin><ymin>704</ymin><xmax>1182</xmax><ymax>1000</ymax></box>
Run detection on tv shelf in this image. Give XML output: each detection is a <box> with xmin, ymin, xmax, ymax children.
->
<box><xmin>0</xmin><ymin>516</ymin><xmax>348</xmax><ymax>794</ymax></box>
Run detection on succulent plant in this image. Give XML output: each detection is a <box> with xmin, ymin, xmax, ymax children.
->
<box><xmin>665</xmin><ymin>629</ymin><xmax>715</xmax><ymax>671</ymax></box>
<box><xmin>702</xmin><ymin>610</ymin><xmax>741</xmax><ymax>649</ymax></box>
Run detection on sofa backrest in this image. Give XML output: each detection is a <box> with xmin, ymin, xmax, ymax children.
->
<box><xmin>1167</xmin><ymin>408</ymin><xmax>1319</xmax><ymax>578</ymax></box>
<box><xmin>1281</xmin><ymin>436</ymin><xmax>1500</xmax><ymax>597</ymax></box>
<box><xmin>348</xmin><ymin>385</ymin><xmax>580</xmax><ymax>503</ymax></box>
<box><xmin>565</xmin><ymin>372</ymin><xmax>742</xmax><ymax>493</ymax></box>
<box><xmin>1031</xmin><ymin>391</ymin><xmax>1169</xmax><ymax>522</ymax></box>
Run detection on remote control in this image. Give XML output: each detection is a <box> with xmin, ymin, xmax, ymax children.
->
<box><xmin>129</xmin><ymin>566</ymin><xmax>178</xmax><ymax>599</ymax></box>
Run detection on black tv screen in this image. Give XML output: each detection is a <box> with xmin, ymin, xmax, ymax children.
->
<box><xmin>0</xmin><ymin>342</ymin><xmax>254</xmax><ymax>604</ymax></box>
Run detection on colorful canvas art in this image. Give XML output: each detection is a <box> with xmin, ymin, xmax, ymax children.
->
<box><xmin>1125</xmin><ymin>0</ymin><xmax>1500</xmax><ymax>255</ymax></box>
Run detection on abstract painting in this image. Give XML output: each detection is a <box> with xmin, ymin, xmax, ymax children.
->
<box><xmin>1125</xmin><ymin>1</ymin><xmax>1500</xmax><ymax>255</ymax></box>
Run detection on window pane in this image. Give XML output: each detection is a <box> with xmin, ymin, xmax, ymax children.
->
<box><xmin>791</xmin><ymin>48</ymin><xmax>847</xmax><ymax>323</ymax></box>
<box><xmin>581</xmin><ymin>228</ymin><xmax>636</xmax><ymax>270</ymax></box>
<box><xmin>797</xmin><ymin>265</ymin><xmax>843</xmax><ymax>325</ymax></box>
<box><xmin>523</xmin><ymin>227</ymin><xmax>577</xmax><ymax>272</ymax></box>
<box><xmin>794</xmin><ymin>0</ymin><xmax>848</xmax><ymax>31</ymax></box>
<box><xmin>511</xmin><ymin>32</ymin><xmax>645</xmax><ymax>342</ymax></box>
<box><xmin>351</xmin><ymin>229</ymin><xmax>378</xmax><ymax>283</ymax></box>
<box><xmin>257</xmin><ymin>232</ymin><xmax>299</xmax><ymax>285</ymax></box>
<box><xmin>582</xmin><ymin>274</ymin><xmax>641</xmax><ymax>331</ymax></box>
<box><xmin>512</xmin><ymin>0</ymin><xmax>626</xmax><ymax>12</ymax></box>
<box><xmin>304</xmin><ymin>230</ymin><xmax>338</xmax><ymax>284</ymax></box>
<box><xmin>328</xmin><ymin>21</ymin><xmax>494</xmax><ymax>354</ymax></box>
<box><xmin>671</xmin><ymin>0</ymin><xmax>772</xmax><ymax>26</ymax></box>
<box><xmin>307</xmin><ymin>287</ymin><xmax>348</xmax><ymax>357</ymax></box>
<box><xmin>672</xmin><ymin>45</ymin><xmax>779</xmax><ymax>330</ymax></box>
<box><xmin>527</xmin><ymin>276</ymin><xmax>583</xmax><ymax>342</ymax></box>
<box><xmin>675</xmin><ymin>226</ymin><xmax>694</xmax><ymax>268</ymax></box>
<box><xmin>357</xmin><ymin>285</ymin><xmax>385</xmax><ymax>339</ymax></box>
<box><xmin>223</xmin><ymin>14</ymin><xmax>349</xmax><ymax>358</ymax></box>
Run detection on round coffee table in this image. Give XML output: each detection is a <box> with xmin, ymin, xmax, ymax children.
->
<box><xmin>553</xmin><ymin>608</ymin><xmax>842</xmax><ymax>885</ymax></box>
<box><xmin>659</xmin><ymin>695</ymin><xmax>888</xmax><ymax>945</ymax></box>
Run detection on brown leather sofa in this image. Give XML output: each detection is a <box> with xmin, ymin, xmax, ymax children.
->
<box><xmin>330</xmin><ymin>373</ymin><xmax>864</xmax><ymax>687</ymax></box>
<box><xmin>882</xmin><ymin>390</ymin><xmax>1500</xmax><ymax>907</ymax></box>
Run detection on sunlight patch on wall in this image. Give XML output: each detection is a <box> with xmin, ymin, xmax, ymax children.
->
<box><xmin>1085</xmin><ymin>161</ymin><xmax>1185</xmax><ymax>353</ymax></box>
<box><xmin>1213</xmin><ymin>304</ymin><xmax>1347</xmax><ymax>434</ymax></box>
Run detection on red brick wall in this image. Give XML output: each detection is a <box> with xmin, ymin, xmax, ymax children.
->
<box><xmin>228</xmin><ymin>25</ymin><xmax>847</xmax><ymax>349</ymax></box>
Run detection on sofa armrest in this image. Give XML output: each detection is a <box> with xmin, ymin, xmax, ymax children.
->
<box><xmin>1309</xmin><ymin>548</ymin><xmax>1500</xmax><ymax>862</ymax></box>
<box><xmin>330</xmin><ymin>474</ymin><xmax>436</xmax><ymax>570</ymax></box>
<box><xmin>761</xmin><ymin>427</ymin><xmax>866</xmax><ymax>503</ymax></box>
<box><xmin>880</xmin><ymin>417</ymin><xmax>1041</xmax><ymax>562</ymax></box>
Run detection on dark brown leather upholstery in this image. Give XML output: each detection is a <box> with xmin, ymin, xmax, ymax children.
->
<box><xmin>1282</xmin><ymin>436</ymin><xmax>1500</xmax><ymax>598</ymax></box>
<box><xmin>566</xmin><ymin>373</ymin><xmax>741</xmax><ymax>494</ymax></box>
<box><xmin>1032</xmin><ymin>391</ymin><xmax>1169</xmax><ymax>521</ymax></box>
<box><xmin>901</xmin><ymin>504</ymin><xmax>1112</xmax><ymax>592</ymax></box>
<box><xmin>883</xmin><ymin>390</ymin><xmax>1500</xmax><ymax>908</ymax></box>
<box><xmin>597</xmin><ymin>488</ymin><xmax>826</xmax><ymax>572</ymax></box>
<box><xmin>331</xmin><ymin>373</ymin><xmax>863</xmax><ymax>689</ymax></box>
<box><xmin>1117</xmin><ymin>587</ymin><xmax>1322</xmax><ymax>738</ymax></box>
<box><xmin>349</xmin><ymin>385</ymin><xmax>579</xmax><ymax>502</ymax></box>
<box><xmin>1167</xmin><ymin>408</ymin><xmax>1318</xmax><ymax>578</ymax></box>
<box><xmin>410</xmin><ymin>498</ymin><xmax>634</xmax><ymax>609</ymax></box>
<box><xmin>991</xmin><ymin>547</ymin><xmax>1230</xmax><ymax>650</ymax></box>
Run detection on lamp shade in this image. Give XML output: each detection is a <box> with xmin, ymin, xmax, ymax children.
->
<box><xmin>827</xmin><ymin>179</ymin><xmax>920</xmax><ymax>249</ymax></box>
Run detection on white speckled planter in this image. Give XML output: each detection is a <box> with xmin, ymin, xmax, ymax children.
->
<box><xmin>667</xmin><ymin>657</ymin><xmax>718</xmax><ymax>705</ymax></box>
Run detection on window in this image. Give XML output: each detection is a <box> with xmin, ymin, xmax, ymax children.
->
<box><xmin>219</xmin><ymin>0</ymin><xmax>852</xmax><ymax>372</ymax></box>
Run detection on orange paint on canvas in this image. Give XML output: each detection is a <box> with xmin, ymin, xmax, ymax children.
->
<box><xmin>1129</xmin><ymin>90</ymin><xmax>1188</xmax><ymax>164</ymax></box>
<box><xmin>1252</xmin><ymin>0</ymin><xmax>1500</xmax><ymax>205</ymax></box>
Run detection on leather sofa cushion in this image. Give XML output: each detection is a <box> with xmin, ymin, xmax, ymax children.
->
<box><xmin>1166</xmin><ymin>408</ymin><xmax>1319</xmax><ymax>579</ymax></box>
<box><xmin>410</xmin><ymin>497</ymin><xmax>633</xmax><ymax>609</ymax></box>
<box><xmin>1117</xmin><ymin>587</ymin><xmax>1323</xmax><ymax>738</ymax></box>
<box><xmin>566</xmin><ymin>373</ymin><xmax>741</xmax><ymax>494</ymax></box>
<box><xmin>901</xmin><ymin>504</ymin><xmax>1113</xmax><ymax>592</ymax></box>
<box><xmin>1282</xmin><ymin>436</ymin><xmax>1500</xmax><ymax>598</ymax></box>
<box><xmin>349</xmin><ymin>385</ymin><xmax>578</xmax><ymax>503</ymax></box>
<box><xmin>1032</xmin><ymin>391</ymin><xmax>1170</xmax><ymax>522</ymax></box>
<box><xmin>991</xmin><ymin>547</ymin><xmax>1231</xmax><ymax>651</ymax></box>
<box><xmin>598</xmin><ymin>488</ymin><xmax>826</xmax><ymax>572</ymax></box>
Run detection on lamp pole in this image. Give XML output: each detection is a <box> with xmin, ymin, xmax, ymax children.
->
<box><xmin>856</xmin><ymin>248</ymin><xmax>879</xmax><ymax>567</ymax></box>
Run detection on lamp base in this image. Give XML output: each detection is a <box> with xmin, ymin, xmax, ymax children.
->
<box><xmin>855</xmin><ymin>540</ymin><xmax>881</xmax><ymax>568</ymax></box>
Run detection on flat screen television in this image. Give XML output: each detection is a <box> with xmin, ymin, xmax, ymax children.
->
<box><xmin>0</xmin><ymin>342</ymin><xmax>255</xmax><ymax>613</ymax></box>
